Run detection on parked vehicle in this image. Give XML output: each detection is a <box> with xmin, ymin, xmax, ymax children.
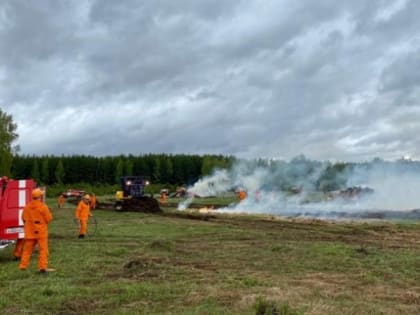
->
<box><xmin>62</xmin><ymin>189</ymin><xmax>86</xmax><ymax>199</ymax></box>
<box><xmin>0</xmin><ymin>177</ymin><xmax>36</xmax><ymax>250</ymax></box>
<box><xmin>115</xmin><ymin>176</ymin><xmax>161</xmax><ymax>212</ymax></box>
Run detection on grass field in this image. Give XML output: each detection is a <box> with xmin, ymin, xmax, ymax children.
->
<box><xmin>0</xmin><ymin>197</ymin><xmax>419</xmax><ymax>314</ymax></box>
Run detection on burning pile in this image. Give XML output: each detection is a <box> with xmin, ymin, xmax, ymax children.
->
<box><xmin>183</xmin><ymin>158</ymin><xmax>420</xmax><ymax>220</ymax></box>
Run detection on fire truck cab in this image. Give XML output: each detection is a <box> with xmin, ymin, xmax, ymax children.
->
<box><xmin>0</xmin><ymin>177</ymin><xmax>36</xmax><ymax>249</ymax></box>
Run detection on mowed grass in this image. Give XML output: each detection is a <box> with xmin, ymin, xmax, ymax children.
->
<box><xmin>0</xmin><ymin>197</ymin><xmax>419</xmax><ymax>315</ymax></box>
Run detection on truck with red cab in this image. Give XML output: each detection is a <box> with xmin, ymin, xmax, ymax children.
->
<box><xmin>0</xmin><ymin>176</ymin><xmax>36</xmax><ymax>250</ymax></box>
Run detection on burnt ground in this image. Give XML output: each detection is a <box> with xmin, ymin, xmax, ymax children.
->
<box><xmin>162</xmin><ymin>211</ymin><xmax>420</xmax><ymax>250</ymax></box>
<box><xmin>3</xmin><ymin>200</ymin><xmax>419</xmax><ymax>314</ymax></box>
<box><xmin>67</xmin><ymin>196</ymin><xmax>161</xmax><ymax>213</ymax></box>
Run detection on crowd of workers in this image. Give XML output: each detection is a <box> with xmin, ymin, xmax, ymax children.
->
<box><xmin>13</xmin><ymin>187</ymin><xmax>250</xmax><ymax>274</ymax></box>
<box><xmin>13</xmin><ymin>189</ymin><xmax>97</xmax><ymax>274</ymax></box>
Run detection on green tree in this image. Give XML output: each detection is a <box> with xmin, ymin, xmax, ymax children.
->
<box><xmin>160</xmin><ymin>156</ymin><xmax>173</xmax><ymax>184</ymax></box>
<box><xmin>41</xmin><ymin>157</ymin><xmax>49</xmax><ymax>184</ymax></box>
<box><xmin>133</xmin><ymin>156</ymin><xmax>148</xmax><ymax>176</ymax></box>
<box><xmin>115</xmin><ymin>158</ymin><xmax>124</xmax><ymax>183</ymax></box>
<box><xmin>31</xmin><ymin>159</ymin><xmax>40</xmax><ymax>182</ymax></box>
<box><xmin>103</xmin><ymin>157</ymin><xmax>115</xmax><ymax>184</ymax></box>
<box><xmin>201</xmin><ymin>156</ymin><xmax>214</xmax><ymax>176</ymax></box>
<box><xmin>152</xmin><ymin>157</ymin><xmax>161</xmax><ymax>183</ymax></box>
<box><xmin>55</xmin><ymin>159</ymin><xmax>65</xmax><ymax>184</ymax></box>
<box><xmin>124</xmin><ymin>158</ymin><xmax>134</xmax><ymax>176</ymax></box>
<box><xmin>0</xmin><ymin>108</ymin><xmax>19</xmax><ymax>176</ymax></box>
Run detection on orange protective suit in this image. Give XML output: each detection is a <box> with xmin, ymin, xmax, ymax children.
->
<box><xmin>90</xmin><ymin>194</ymin><xmax>97</xmax><ymax>210</ymax></box>
<box><xmin>19</xmin><ymin>199</ymin><xmax>53</xmax><ymax>271</ymax></box>
<box><xmin>58</xmin><ymin>195</ymin><xmax>65</xmax><ymax>208</ymax></box>
<box><xmin>13</xmin><ymin>238</ymin><xmax>24</xmax><ymax>259</ymax></box>
<box><xmin>160</xmin><ymin>192</ymin><xmax>167</xmax><ymax>206</ymax></box>
<box><xmin>238</xmin><ymin>190</ymin><xmax>247</xmax><ymax>201</ymax></box>
<box><xmin>75</xmin><ymin>199</ymin><xmax>92</xmax><ymax>237</ymax></box>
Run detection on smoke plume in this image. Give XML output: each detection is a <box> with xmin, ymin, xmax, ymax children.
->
<box><xmin>182</xmin><ymin>158</ymin><xmax>420</xmax><ymax>219</ymax></box>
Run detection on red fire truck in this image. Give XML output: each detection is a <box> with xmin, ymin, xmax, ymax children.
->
<box><xmin>0</xmin><ymin>177</ymin><xmax>36</xmax><ymax>250</ymax></box>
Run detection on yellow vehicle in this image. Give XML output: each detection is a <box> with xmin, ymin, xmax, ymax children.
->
<box><xmin>114</xmin><ymin>176</ymin><xmax>161</xmax><ymax>213</ymax></box>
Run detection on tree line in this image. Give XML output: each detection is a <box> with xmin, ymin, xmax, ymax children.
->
<box><xmin>0</xmin><ymin>108</ymin><xmax>19</xmax><ymax>176</ymax></box>
<box><xmin>10</xmin><ymin>154</ymin><xmax>235</xmax><ymax>186</ymax></box>
<box><xmin>3</xmin><ymin>108</ymin><xmax>420</xmax><ymax>194</ymax></box>
<box><xmin>8</xmin><ymin>153</ymin><xmax>420</xmax><ymax>195</ymax></box>
<box><xmin>1</xmin><ymin>108</ymin><xmax>235</xmax><ymax>187</ymax></box>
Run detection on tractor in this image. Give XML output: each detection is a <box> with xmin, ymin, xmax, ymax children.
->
<box><xmin>114</xmin><ymin>176</ymin><xmax>161</xmax><ymax>213</ymax></box>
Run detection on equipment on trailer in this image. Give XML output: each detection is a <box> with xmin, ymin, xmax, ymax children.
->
<box><xmin>114</xmin><ymin>176</ymin><xmax>161</xmax><ymax>213</ymax></box>
<box><xmin>62</xmin><ymin>189</ymin><xmax>86</xmax><ymax>199</ymax></box>
<box><xmin>0</xmin><ymin>177</ymin><xmax>36</xmax><ymax>250</ymax></box>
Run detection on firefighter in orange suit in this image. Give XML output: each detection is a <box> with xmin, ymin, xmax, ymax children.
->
<box><xmin>58</xmin><ymin>194</ymin><xmax>65</xmax><ymax>208</ymax></box>
<box><xmin>160</xmin><ymin>191</ymin><xmax>167</xmax><ymax>206</ymax></box>
<box><xmin>75</xmin><ymin>194</ymin><xmax>92</xmax><ymax>239</ymax></box>
<box><xmin>90</xmin><ymin>193</ymin><xmax>97</xmax><ymax>210</ymax></box>
<box><xmin>19</xmin><ymin>188</ymin><xmax>53</xmax><ymax>273</ymax></box>
<box><xmin>238</xmin><ymin>189</ymin><xmax>247</xmax><ymax>201</ymax></box>
<box><xmin>13</xmin><ymin>238</ymin><xmax>24</xmax><ymax>260</ymax></box>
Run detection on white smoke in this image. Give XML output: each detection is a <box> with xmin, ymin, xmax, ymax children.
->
<box><xmin>347</xmin><ymin>162</ymin><xmax>420</xmax><ymax>210</ymax></box>
<box><xmin>183</xmin><ymin>158</ymin><xmax>420</xmax><ymax>219</ymax></box>
<box><xmin>177</xmin><ymin>197</ymin><xmax>194</xmax><ymax>210</ymax></box>
<box><xmin>187</xmin><ymin>169</ymin><xmax>232</xmax><ymax>197</ymax></box>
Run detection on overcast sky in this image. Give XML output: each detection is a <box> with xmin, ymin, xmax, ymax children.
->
<box><xmin>1</xmin><ymin>0</ymin><xmax>419</xmax><ymax>162</ymax></box>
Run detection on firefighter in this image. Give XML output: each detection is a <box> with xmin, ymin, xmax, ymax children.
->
<box><xmin>19</xmin><ymin>188</ymin><xmax>53</xmax><ymax>274</ymax></box>
<box><xmin>160</xmin><ymin>190</ymin><xmax>167</xmax><ymax>206</ymax></box>
<box><xmin>238</xmin><ymin>189</ymin><xmax>247</xmax><ymax>201</ymax></box>
<box><xmin>13</xmin><ymin>238</ymin><xmax>24</xmax><ymax>260</ymax></box>
<box><xmin>90</xmin><ymin>193</ymin><xmax>97</xmax><ymax>210</ymax></box>
<box><xmin>75</xmin><ymin>194</ymin><xmax>93</xmax><ymax>239</ymax></box>
<box><xmin>57</xmin><ymin>194</ymin><xmax>65</xmax><ymax>208</ymax></box>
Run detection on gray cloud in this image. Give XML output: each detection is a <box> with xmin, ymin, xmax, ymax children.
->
<box><xmin>1</xmin><ymin>0</ymin><xmax>419</xmax><ymax>161</ymax></box>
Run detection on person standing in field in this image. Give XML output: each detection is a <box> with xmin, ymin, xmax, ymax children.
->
<box><xmin>19</xmin><ymin>188</ymin><xmax>53</xmax><ymax>274</ymax></box>
<box><xmin>90</xmin><ymin>193</ymin><xmax>97</xmax><ymax>210</ymax></box>
<box><xmin>75</xmin><ymin>194</ymin><xmax>93</xmax><ymax>239</ymax></box>
<box><xmin>57</xmin><ymin>194</ymin><xmax>65</xmax><ymax>208</ymax></box>
<box><xmin>238</xmin><ymin>189</ymin><xmax>247</xmax><ymax>201</ymax></box>
<box><xmin>160</xmin><ymin>190</ymin><xmax>167</xmax><ymax>206</ymax></box>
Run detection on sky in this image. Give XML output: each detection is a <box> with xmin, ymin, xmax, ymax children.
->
<box><xmin>1</xmin><ymin>0</ymin><xmax>420</xmax><ymax>162</ymax></box>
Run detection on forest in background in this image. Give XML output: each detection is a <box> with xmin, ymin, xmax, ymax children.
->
<box><xmin>9</xmin><ymin>153</ymin><xmax>420</xmax><ymax>197</ymax></box>
<box><xmin>10</xmin><ymin>154</ymin><xmax>235</xmax><ymax>194</ymax></box>
<box><xmin>4</xmin><ymin>108</ymin><xmax>420</xmax><ymax>197</ymax></box>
